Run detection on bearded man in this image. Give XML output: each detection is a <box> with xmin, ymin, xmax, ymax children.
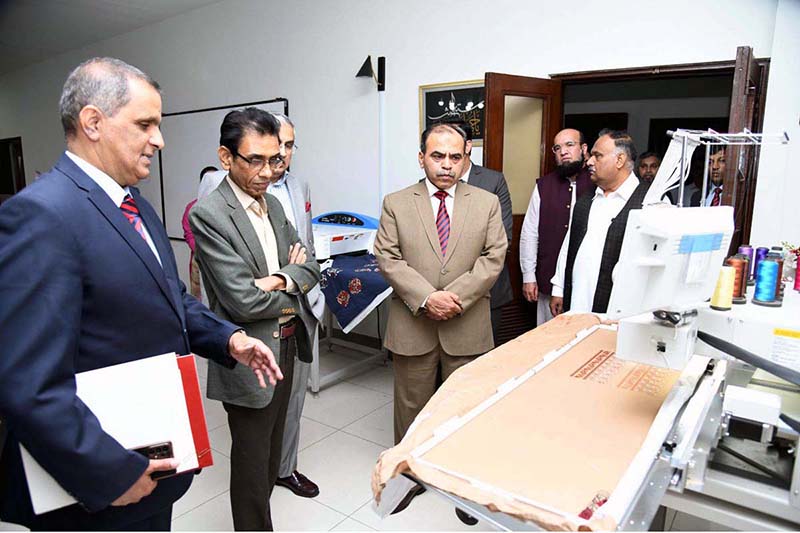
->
<box><xmin>519</xmin><ymin>128</ymin><xmax>594</xmax><ymax>325</ymax></box>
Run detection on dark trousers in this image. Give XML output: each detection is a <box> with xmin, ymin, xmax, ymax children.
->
<box><xmin>490</xmin><ymin>306</ymin><xmax>502</xmax><ymax>347</ymax></box>
<box><xmin>224</xmin><ymin>331</ymin><xmax>297</xmax><ymax>531</ymax></box>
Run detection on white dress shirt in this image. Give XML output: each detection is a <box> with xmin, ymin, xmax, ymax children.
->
<box><xmin>425</xmin><ymin>177</ymin><xmax>457</xmax><ymax>222</ymax></box>
<box><xmin>551</xmin><ymin>172</ymin><xmax>640</xmax><ymax>312</ymax></box>
<box><xmin>519</xmin><ymin>177</ymin><xmax>578</xmax><ymax>284</ymax></box>
<box><xmin>66</xmin><ymin>151</ymin><xmax>162</xmax><ymax>265</ymax></box>
<box><xmin>267</xmin><ymin>173</ymin><xmax>298</xmax><ymax>229</ymax></box>
<box><xmin>226</xmin><ymin>177</ymin><xmax>297</xmax><ymax>306</ymax></box>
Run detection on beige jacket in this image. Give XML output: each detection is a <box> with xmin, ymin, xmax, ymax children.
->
<box><xmin>374</xmin><ymin>181</ymin><xmax>507</xmax><ymax>356</ymax></box>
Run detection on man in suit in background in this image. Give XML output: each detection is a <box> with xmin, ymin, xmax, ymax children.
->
<box><xmin>635</xmin><ymin>151</ymin><xmax>661</xmax><ymax>183</ymax></box>
<box><xmin>190</xmin><ymin>108</ymin><xmax>320</xmax><ymax>531</ymax></box>
<box><xmin>450</xmin><ymin>121</ymin><xmax>513</xmax><ymax>346</ymax></box>
<box><xmin>693</xmin><ymin>146</ymin><xmax>726</xmax><ymax>206</ymax></box>
<box><xmin>0</xmin><ymin>57</ymin><xmax>281</xmax><ymax>531</ymax></box>
<box><xmin>267</xmin><ymin>113</ymin><xmax>324</xmax><ymax>499</ymax></box>
<box><xmin>374</xmin><ymin>123</ymin><xmax>506</xmax><ymax>519</ymax></box>
<box><xmin>519</xmin><ymin>128</ymin><xmax>594</xmax><ymax>325</ymax></box>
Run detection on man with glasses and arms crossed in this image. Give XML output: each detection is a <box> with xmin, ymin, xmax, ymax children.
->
<box><xmin>519</xmin><ymin>128</ymin><xmax>593</xmax><ymax>325</ymax></box>
<box><xmin>189</xmin><ymin>108</ymin><xmax>320</xmax><ymax>531</ymax></box>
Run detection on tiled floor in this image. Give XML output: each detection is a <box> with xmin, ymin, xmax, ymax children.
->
<box><xmin>0</xmin><ymin>346</ymin><xmax>728</xmax><ymax>531</ymax></box>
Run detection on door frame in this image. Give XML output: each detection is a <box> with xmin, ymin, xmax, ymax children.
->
<box><xmin>0</xmin><ymin>136</ymin><xmax>26</xmax><ymax>204</ymax></box>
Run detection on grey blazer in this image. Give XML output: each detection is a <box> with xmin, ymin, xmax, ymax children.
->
<box><xmin>190</xmin><ymin>179</ymin><xmax>320</xmax><ymax>408</ymax></box>
<box><xmin>466</xmin><ymin>164</ymin><xmax>513</xmax><ymax>308</ymax></box>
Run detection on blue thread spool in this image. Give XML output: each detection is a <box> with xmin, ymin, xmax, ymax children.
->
<box><xmin>752</xmin><ymin>258</ymin><xmax>781</xmax><ymax>307</ymax></box>
<box><xmin>752</xmin><ymin>247</ymin><xmax>769</xmax><ymax>284</ymax></box>
<box><xmin>767</xmin><ymin>250</ymin><xmax>785</xmax><ymax>301</ymax></box>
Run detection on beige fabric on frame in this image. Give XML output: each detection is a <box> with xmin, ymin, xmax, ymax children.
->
<box><xmin>372</xmin><ymin>314</ymin><xmax>680</xmax><ymax>530</ymax></box>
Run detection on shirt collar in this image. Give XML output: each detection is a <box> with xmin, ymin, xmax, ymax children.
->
<box><xmin>66</xmin><ymin>151</ymin><xmax>130</xmax><ymax>207</ymax></box>
<box><xmin>461</xmin><ymin>162</ymin><xmax>473</xmax><ymax>183</ymax></box>
<box><xmin>227</xmin><ymin>175</ymin><xmax>267</xmax><ymax>214</ymax></box>
<box><xmin>594</xmin><ymin>172</ymin><xmax>639</xmax><ymax>200</ymax></box>
<box><xmin>425</xmin><ymin>176</ymin><xmax>458</xmax><ymax>198</ymax></box>
<box><xmin>269</xmin><ymin>171</ymin><xmax>290</xmax><ymax>188</ymax></box>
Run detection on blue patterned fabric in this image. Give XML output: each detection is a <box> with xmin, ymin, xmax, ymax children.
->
<box><xmin>320</xmin><ymin>254</ymin><xmax>389</xmax><ymax>330</ymax></box>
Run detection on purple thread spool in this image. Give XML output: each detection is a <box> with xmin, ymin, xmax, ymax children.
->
<box><xmin>738</xmin><ymin>245</ymin><xmax>754</xmax><ymax>285</ymax></box>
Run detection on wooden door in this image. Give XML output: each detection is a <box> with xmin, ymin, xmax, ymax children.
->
<box><xmin>483</xmin><ymin>73</ymin><xmax>563</xmax><ymax>340</ymax></box>
<box><xmin>724</xmin><ymin>46</ymin><xmax>769</xmax><ymax>251</ymax></box>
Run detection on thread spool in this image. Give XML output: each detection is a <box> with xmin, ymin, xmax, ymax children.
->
<box><xmin>767</xmin><ymin>251</ymin><xmax>785</xmax><ymax>301</ymax></box>
<box><xmin>726</xmin><ymin>255</ymin><xmax>748</xmax><ymax>303</ymax></box>
<box><xmin>710</xmin><ymin>266</ymin><xmax>735</xmax><ymax>311</ymax></box>
<box><xmin>738</xmin><ymin>245</ymin><xmax>754</xmax><ymax>285</ymax></box>
<box><xmin>753</xmin><ymin>247</ymin><xmax>769</xmax><ymax>284</ymax></box>
<box><xmin>795</xmin><ymin>261</ymin><xmax>800</xmax><ymax>292</ymax></box>
<box><xmin>752</xmin><ymin>258</ymin><xmax>781</xmax><ymax>307</ymax></box>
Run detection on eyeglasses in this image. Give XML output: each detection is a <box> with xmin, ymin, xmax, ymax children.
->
<box><xmin>232</xmin><ymin>150</ymin><xmax>284</xmax><ymax>173</ymax></box>
<box><xmin>551</xmin><ymin>140</ymin><xmax>580</xmax><ymax>153</ymax></box>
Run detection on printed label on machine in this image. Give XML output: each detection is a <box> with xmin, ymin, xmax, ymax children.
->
<box><xmin>771</xmin><ymin>328</ymin><xmax>800</xmax><ymax>372</ymax></box>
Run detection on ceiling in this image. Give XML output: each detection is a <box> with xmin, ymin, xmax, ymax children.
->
<box><xmin>0</xmin><ymin>0</ymin><xmax>222</xmax><ymax>76</ymax></box>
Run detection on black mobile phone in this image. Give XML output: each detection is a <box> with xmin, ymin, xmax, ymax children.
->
<box><xmin>132</xmin><ymin>441</ymin><xmax>177</xmax><ymax>480</ymax></box>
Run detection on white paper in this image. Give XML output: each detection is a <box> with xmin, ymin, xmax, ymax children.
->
<box><xmin>21</xmin><ymin>352</ymin><xmax>197</xmax><ymax>515</ymax></box>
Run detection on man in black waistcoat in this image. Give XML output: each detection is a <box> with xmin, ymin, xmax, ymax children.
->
<box><xmin>519</xmin><ymin>128</ymin><xmax>593</xmax><ymax>325</ymax></box>
<box><xmin>550</xmin><ymin>129</ymin><xmax>650</xmax><ymax>315</ymax></box>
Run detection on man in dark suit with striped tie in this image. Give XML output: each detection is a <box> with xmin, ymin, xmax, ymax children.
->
<box><xmin>0</xmin><ymin>57</ymin><xmax>281</xmax><ymax>531</ymax></box>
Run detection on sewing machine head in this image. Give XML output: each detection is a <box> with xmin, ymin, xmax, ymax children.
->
<box><xmin>607</xmin><ymin>206</ymin><xmax>734</xmax><ymax>369</ymax></box>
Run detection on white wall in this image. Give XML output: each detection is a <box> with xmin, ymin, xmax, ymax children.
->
<box><xmin>0</xmin><ymin>0</ymin><xmax>780</xmax><ymax>222</ymax></box>
<box><xmin>751</xmin><ymin>0</ymin><xmax>800</xmax><ymax>249</ymax></box>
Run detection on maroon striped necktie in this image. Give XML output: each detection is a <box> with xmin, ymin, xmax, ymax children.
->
<box><xmin>711</xmin><ymin>187</ymin><xmax>722</xmax><ymax>206</ymax></box>
<box><xmin>434</xmin><ymin>190</ymin><xmax>450</xmax><ymax>256</ymax></box>
<box><xmin>120</xmin><ymin>194</ymin><xmax>148</xmax><ymax>241</ymax></box>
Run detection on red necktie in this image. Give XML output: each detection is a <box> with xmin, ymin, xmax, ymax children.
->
<box><xmin>434</xmin><ymin>190</ymin><xmax>450</xmax><ymax>256</ymax></box>
<box><xmin>711</xmin><ymin>187</ymin><xmax>722</xmax><ymax>207</ymax></box>
<box><xmin>120</xmin><ymin>194</ymin><xmax>148</xmax><ymax>242</ymax></box>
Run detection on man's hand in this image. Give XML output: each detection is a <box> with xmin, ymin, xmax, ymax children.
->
<box><xmin>287</xmin><ymin>243</ymin><xmax>307</xmax><ymax>265</ymax></box>
<box><xmin>522</xmin><ymin>282</ymin><xmax>538</xmax><ymax>302</ymax></box>
<box><xmin>549</xmin><ymin>296</ymin><xmax>564</xmax><ymax>317</ymax></box>
<box><xmin>228</xmin><ymin>331</ymin><xmax>283</xmax><ymax>387</ymax></box>
<box><xmin>424</xmin><ymin>291</ymin><xmax>462</xmax><ymax>321</ymax></box>
<box><xmin>111</xmin><ymin>458</ymin><xmax>178</xmax><ymax>507</ymax></box>
<box><xmin>255</xmin><ymin>275</ymin><xmax>287</xmax><ymax>292</ymax></box>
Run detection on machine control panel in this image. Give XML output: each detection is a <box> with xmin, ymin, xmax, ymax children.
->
<box><xmin>317</xmin><ymin>213</ymin><xmax>364</xmax><ymax>226</ymax></box>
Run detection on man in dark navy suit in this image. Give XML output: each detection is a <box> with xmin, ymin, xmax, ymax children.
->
<box><xmin>0</xmin><ymin>57</ymin><xmax>282</xmax><ymax>531</ymax></box>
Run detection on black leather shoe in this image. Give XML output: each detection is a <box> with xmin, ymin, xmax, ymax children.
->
<box><xmin>455</xmin><ymin>508</ymin><xmax>479</xmax><ymax>525</ymax></box>
<box><xmin>390</xmin><ymin>484</ymin><xmax>426</xmax><ymax>515</ymax></box>
<box><xmin>275</xmin><ymin>470</ymin><xmax>320</xmax><ymax>498</ymax></box>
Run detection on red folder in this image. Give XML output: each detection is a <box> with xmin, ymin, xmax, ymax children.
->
<box><xmin>177</xmin><ymin>355</ymin><xmax>214</xmax><ymax>468</ymax></box>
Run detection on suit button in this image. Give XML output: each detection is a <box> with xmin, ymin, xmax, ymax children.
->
<box><xmin>440</xmin><ymin>269</ymin><xmax>446</xmax><ymax>274</ymax></box>
<box><xmin>273</xmin><ymin>331</ymin><xmax>280</xmax><ymax>339</ymax></box>
<box><xmin>564</xmin><ymin>224</ymin><xmax>568</xmax><ymax>228</ymax></box>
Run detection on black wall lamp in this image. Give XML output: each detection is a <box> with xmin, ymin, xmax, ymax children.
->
<box><xmin>356</xmin><ymin>55</ymin><xmax>385</xmax><ymax>92</ymax></box>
